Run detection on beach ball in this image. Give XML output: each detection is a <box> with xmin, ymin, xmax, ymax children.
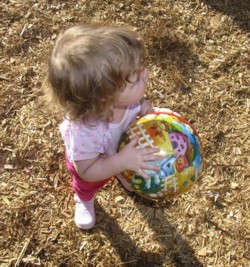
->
<box><xmin>118</xmin><ymin>110</ymin><xmax>204</xmax><ymax>200</ymax></box>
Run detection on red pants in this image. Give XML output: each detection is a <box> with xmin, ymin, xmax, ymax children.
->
<box><xmin>66</xmin><ymin>155</ymin><xmax>110</xmax><ymax>201</ymax></box>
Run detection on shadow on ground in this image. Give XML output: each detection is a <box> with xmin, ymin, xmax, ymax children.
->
<box><xmin>203</xmin><ymin>0</ymin><xmax>250</xmax><ymax>31</ymax></box>
<box><xmin>96</xmin><ymin>198</ymin><xmax>204</xmax><ymax>267</ymax></box>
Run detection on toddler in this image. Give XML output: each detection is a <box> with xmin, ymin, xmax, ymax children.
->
<box><xmin>45</xmin><ymin>24</ymin><xmax>162</xmax><ymax>230</ymax></box>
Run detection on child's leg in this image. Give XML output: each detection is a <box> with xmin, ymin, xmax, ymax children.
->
<box><xmin>65</xmin><ymin>154</ymin><xmax>110</xmax><ymax>200</ymax></box>
<box><xmin>65</xmin><ymin>154</ymin><xmax>110</xmax><ymax>229</ymax></box>
<box><xmin>72</xmin><ymin>174</ymin><xmax>110</xmax><ymax>201</ymax></box>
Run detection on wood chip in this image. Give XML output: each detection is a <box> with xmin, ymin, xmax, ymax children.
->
<box><xmin>0</xmin><ymin>1</ymin><xmax>249</xmax><ymax>266</ymax></box>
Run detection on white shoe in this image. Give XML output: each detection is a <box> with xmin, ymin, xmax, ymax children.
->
<box><xmin>74</xmin><ymin>195</ymin><xmax>95</xmax><ymax>230</ymax></box>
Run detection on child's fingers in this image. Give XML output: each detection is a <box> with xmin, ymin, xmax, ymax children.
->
<box><xmin>142</xmin><ymin>163</ymin><xmax>161</xmax><ymax>172</ymax></box>
<box><xmin>143</xmin><ymin>154</ymin><xmax>163</xmax><ymax>162</ymax></box>
<box><xmin>142</xmin><ymin>147</ymin><xmax>161</xmax><ymax>155</ymax></box>
<box><xmin>127</xmin><ymin>135</ymin><xmax>139</xmax><ymax>147</ymax></box>
<box><xmin>137</xmin><ymin>169</ymin><xmax>150</xmax><ymax>180</ymax></box>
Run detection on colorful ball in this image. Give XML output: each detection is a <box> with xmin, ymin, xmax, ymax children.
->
<box><xmin>118</xmin><ymin>110</ymin><xmax>204</xmax><ymax>200</ymax></box>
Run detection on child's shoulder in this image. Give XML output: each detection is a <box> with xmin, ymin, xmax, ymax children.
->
<box><xmin>60</xmin><ymin>118</ymin><xmax>107</xmax><ymax>135</ymax></box>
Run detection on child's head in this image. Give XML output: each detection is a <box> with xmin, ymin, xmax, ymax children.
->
<box><xmin>45</xmin><ymin>24</ymin><xmax>146</xmax><ymax>122</ymax></box>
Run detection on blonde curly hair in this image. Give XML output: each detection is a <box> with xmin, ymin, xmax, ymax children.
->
<box><xmin>44</xmin><ymin>24</ymin><xmax>146</xmax><ymax>122</ymax></box>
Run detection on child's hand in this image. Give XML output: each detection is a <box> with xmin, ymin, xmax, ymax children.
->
<box><xmin>118</xmin><ymin>135</ymin><xmax>163</xmax><ymax>179</ymax></box>
<box><xmin>150</xmin><ymin>107</ymin><xmax>173</xmax><ymax>114</ymax></box>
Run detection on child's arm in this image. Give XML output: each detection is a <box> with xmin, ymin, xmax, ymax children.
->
<box><xmin>73</xmin><ymin>135</ymin><xmax>162</xmax><ymax>182</ymax></box>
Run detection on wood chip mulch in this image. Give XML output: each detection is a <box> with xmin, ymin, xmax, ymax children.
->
<box><xmin>0</xmin><ymin>1</ymin><xmax>249</xmax><ymax>266</ymax></box>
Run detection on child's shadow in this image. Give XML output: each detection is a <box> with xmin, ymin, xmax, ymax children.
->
<box><xmin>203</xmin><ymin>0</ymin><xmax>250</xmax><ymax>31</ymax></box>
<box><xmin>96</xmin><ymin>197</ymin><xmax>204</xmax><ymax>267</ymax></box>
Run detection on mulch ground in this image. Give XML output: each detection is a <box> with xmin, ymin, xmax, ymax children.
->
<box><xmin>0</xmin><ymin>0</ymin><xmax>249</xmax><ymax>266</ymax></box>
